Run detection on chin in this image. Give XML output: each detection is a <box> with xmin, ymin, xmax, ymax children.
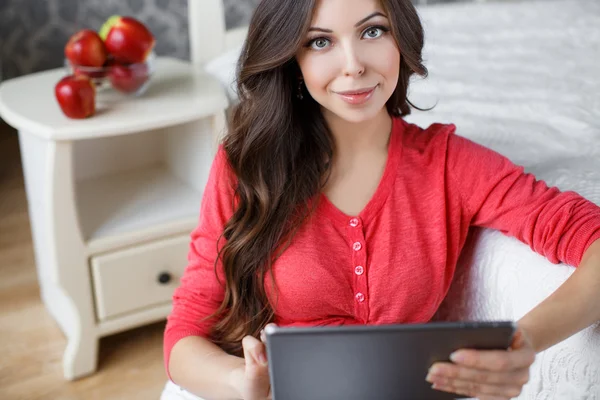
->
<box><xmin>328</xmin><ymin>104</ymin><xmax>384</xmax><ymax>124</ymax></box>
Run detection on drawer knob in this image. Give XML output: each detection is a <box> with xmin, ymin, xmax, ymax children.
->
<box><xmin>157</xmin><ymin>272</ymin><xmax>172</xmax><ymax>285</ymax></box>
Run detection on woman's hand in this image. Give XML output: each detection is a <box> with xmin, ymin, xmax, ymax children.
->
<box><xmin>230</xmin><ymin>324</ymin><xmax>275</xmax><ymax>400</ymax></box>
<box><xmin>425</xmin><ymin>326</ymin><xmax>536</xmax><ymax>400</ymax></box>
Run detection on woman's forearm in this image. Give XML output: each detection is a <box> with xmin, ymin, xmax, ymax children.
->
<box><xmin>169</xmin><ymin>336</ymin><xmax>245</xmax><ymax>399</ymax></box>
<box><xmin>518</xmin><ymin>238</ymin><xmax>600</xmax><ymax>353</ymax></box>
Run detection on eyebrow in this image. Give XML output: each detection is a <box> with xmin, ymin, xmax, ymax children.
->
<box><xmin>308</xmin><ymin>11</ymin><xmax>388</xmax><ymax>33</ymax></box>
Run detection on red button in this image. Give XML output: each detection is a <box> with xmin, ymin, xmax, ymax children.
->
<box><xmin>355</xmin><ymin>266</ymin><xmax>364</xmax><ymax>275</ymax></box>
<box><xmin>355</xmin><ymin>292</ymin><xmax>365</xmax><ymax>303</ymax></box>
<box><xmin>353</xmin><ymin>242</ymin><xmax>362</xmax><ymax>251</ymax></box>
<box><xmin>349</xmin><ymin>218</ymin><xmax>359</xmax><ymax>227</ymax></box>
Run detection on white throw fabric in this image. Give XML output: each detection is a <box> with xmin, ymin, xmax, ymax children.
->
<box><xmin>160</xmin><ymin>380</ymin><xmax>205</xmax><ymax>400</ymax></box>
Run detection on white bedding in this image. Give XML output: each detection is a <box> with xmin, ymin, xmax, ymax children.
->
<box><xmin>205</xmin><ymin>0</ymin><xmax>600</xmax><ymax>398</ymax></box>
<box><xmin>407</xmin><ymin>0</ymin><xmax>600</xmax><ymax>195</ymax></box>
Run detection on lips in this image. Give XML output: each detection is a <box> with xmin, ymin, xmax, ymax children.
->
<box><xmin>334</xmin><ymin>85</ymin><xmax>378</xmax><ymax>105</ymax></box>
<box><xmin>335</xmin><ymin>86</ymin><xmax>377</xmax><ymax>96</ymax></box>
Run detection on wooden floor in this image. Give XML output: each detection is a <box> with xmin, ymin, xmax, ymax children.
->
<box><xmin>0</xmin><ymin>120</ymin><xmax>168</xmax><ymax>400</ymax></box>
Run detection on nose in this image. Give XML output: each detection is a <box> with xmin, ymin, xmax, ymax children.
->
<box><xmin>341</xmin><ymin>42</ymin><xmax>365</xmax><ymax>77</ymax></box>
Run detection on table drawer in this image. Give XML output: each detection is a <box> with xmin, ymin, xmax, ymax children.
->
<box><xmin>90</xmin><ymin>235</ymin><xmax>189</xmax><ymax>320</ymax></box>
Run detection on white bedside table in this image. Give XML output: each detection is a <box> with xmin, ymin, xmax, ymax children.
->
<box><xmin>0</xmin><ymin>57</ymin><xmax>229</xmax><ymax>380</ymax></box>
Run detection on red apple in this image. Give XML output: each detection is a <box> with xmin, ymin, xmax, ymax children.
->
<box><xmin>108</xmin><ymin>62</ymin><xmax>150</xmax><ymax>93</ymax></box>
<box><xmin>55</xmin><ymin>75</ymin><xmax>96</xmax><ymax>119</ymax></box>
<box><xmin>65</xmin><ymin>29</ymin><xmax>107</xmax><ymax>67</ymax></box>
<box><xmin>99</xmin><ymin>16</ymin><xmax>155</xmax><ymax>64</ymax></box>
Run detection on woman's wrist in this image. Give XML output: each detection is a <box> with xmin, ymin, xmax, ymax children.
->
<box><xmin>226</xmin><ymin>357</ymin><xmax>247</xmax><ymax>399</ymax></box>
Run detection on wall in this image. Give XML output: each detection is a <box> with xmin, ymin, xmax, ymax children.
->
<box><xmin>0</xmin><ymin>0</ymin><xmax>260</xmax><ymax>81</ymax></box>
<box><xmin>0</xmin><ymin>0</ymin><xmax>485</xmax><ymax>81</ymax></box>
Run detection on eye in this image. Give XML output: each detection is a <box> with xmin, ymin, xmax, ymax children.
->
<box><xmin>307</xmin><ymin>37</ymin><xmax>331</xmax><ymax>50</ymax></box>
<box><xmin>362</xmin><ymin>26</ymin><xmax>388</xmax><ymax>39</ymax></box>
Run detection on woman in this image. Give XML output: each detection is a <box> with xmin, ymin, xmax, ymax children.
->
<box><xmin>162</xmin><ymin>0</ymin><xmax>600</xmax><ymax>399</ymax></box>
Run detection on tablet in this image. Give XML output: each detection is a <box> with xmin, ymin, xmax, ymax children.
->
<box><xmin>265</xmin><ymin>321</ymin><xmax>516</xmax><ymax>400</ymax></box>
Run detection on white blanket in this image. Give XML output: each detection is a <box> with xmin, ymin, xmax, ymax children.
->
<box><xmin>406</xmin><ymin>0</ymin><xmax>600</xmax><ymax>188</ymax></box>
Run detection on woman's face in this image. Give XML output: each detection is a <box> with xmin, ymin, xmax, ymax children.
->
<box><xmin>295</xmin><ymin>0</ymin><xmax>400</xmax><ymax>124</ymax></box>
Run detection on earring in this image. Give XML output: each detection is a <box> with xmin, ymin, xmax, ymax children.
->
<box><xmin>297</xmin><ymin>80</ymin><xmax>304</xmax><ymax>100</ymax></box>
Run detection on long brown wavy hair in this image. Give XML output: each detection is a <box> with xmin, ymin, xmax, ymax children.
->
<box><xmin>208</xmin><ymin>0</ymin><xmax>429</xmax><ymax>356</ymax></box>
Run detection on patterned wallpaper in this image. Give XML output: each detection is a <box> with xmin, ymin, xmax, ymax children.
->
<box><xmin>0</xmin><ymin>0</ymin><xmax>260</xmax><ymax>81</ymax></box>
<box><xmin>0</xmin><ymin>0</ymin><xmax>484</xmax><ymax>82</ymax></box>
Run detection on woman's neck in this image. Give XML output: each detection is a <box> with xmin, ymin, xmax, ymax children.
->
<box><xmin>323</xmin><ymin>108</ymin><xmax>393</xmax><ymax>161</ymax></box>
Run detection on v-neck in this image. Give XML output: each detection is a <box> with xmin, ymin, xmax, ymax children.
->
<box><xmin>317</xmin><ymin>116</ymin><xmax>403</xmax><ymax>226</ymax></box>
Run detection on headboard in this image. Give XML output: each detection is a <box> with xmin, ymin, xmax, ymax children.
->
<box><xmin>187</xmin><ymin>0</ymin><xmax>249</xmax><ymax>67</ymax></box>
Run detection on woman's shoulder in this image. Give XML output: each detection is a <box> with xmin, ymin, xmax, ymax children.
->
<box><xmin>207</xmin><ymin>144</ymin><xmax>238</xmax><ymax>192</ymax></box>
<box><xmin>394</xmin><ymin>117</ymin><xmax>458</xmax><ymax>153</ymax></box>
<box><xmin>213</xmin><ymin>144</ymin><xmax>236</xmax><ymax>174</ymax></box>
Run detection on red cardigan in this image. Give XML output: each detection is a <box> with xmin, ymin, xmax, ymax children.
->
<box><xmin>163</xmin><ymin>117</ymin><xmax>600</xmax><ymax>378</ymax></box>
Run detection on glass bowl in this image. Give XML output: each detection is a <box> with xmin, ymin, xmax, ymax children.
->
<box><xmin>64</xmin><ymin>51</ymin><xmax>155</xmax><ymax>98</ymax></box>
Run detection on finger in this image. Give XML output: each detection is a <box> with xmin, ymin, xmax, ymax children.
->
<box><xmin>260</xmin><ymin>323</ymin><xmax>278</xmax><ymax>344</ymax></box>
<box><xmin>242</xmin><ymin>335</ymin><xmax>268</xmax><ymax>367</ymax></box>
<box><xmin>242</xmin><ymin>336</ymin><xmax>271</xmax><ymax>400</ymax></box>
<box><xmin>478</xmin><ymin>397</ymin><xmax>512</xmax><ymax>400</ymax></box>
<box><xmin>432</xmin><ymin>381</ymin><xmax>511</xmax><ymax>400</ymax></box>
<box><xmin>431</xmin><ymin>376</ymin><xmax>523</xmax><ymax>399</ymax></box>
<box><xmin>427</xmin><ymin>362</ymin><xmax>530</xmax><ymax>386</ymax></box>
<box><xmin>260</xmin><ymin>329</ymin><xmax>266</xmax><ymax>343</ymax></box>
<box><xmin>450</xmin><ymin>347</ymin><xmax>536</xmax><ymax>371</ymax></box>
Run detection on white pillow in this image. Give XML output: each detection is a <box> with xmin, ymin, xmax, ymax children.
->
<box><xmin>204</xmin><ymin>44</ymin><xmax>243</xmax><ymax>104</ymax></box>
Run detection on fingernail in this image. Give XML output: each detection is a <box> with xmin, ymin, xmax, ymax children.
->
<box><xmin>428</xmin><ymin>365</ymin><xmax>442</xmax><ymax>375</ymax></box>
<box><xmin>450</xmin><ymin>352</ymin><xmax>464</xmax><ymax>363</ymax></box>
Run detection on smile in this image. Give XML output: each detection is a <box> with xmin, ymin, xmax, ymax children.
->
<box><xmin>334</xmin><ymin>85</ymin><xmax>378</xmax><ymax>105</ymax></box>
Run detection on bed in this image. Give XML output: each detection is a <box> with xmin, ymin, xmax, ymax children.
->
<box><xmin>192</xmin><ymin>0</ymin><xmax>600</xmax><ymax>398</ymax></box>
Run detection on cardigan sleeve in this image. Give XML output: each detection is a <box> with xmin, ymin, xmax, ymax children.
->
<box><xmin>163</xmin><ymin>145</ymin><xmax>236</xmax><ymax>380</ymax></box>
<box><xmin>444</xmin><ymin>124</ymin><xmax>600</xmax><ymax>267</ymax></box>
